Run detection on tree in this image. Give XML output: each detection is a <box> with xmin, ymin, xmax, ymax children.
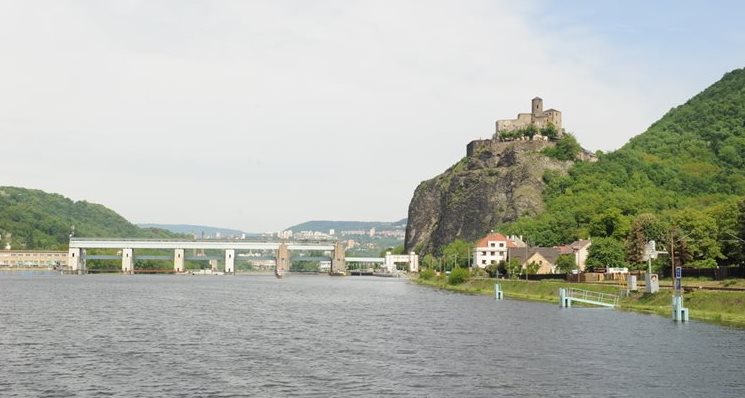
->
<box><xmin>540</xmin><ymin>123</ymin><xmax>559</xmax><ymax>140</ymax></box>
<box><xmin>485</xmin><ymin>261</ymin><xmax>500</xmax><ymax>278</ymax></box>
<box><xmin>421</xmin><ymin>253</ymin><xmax>437</xmax><ymax>269</ymax></box>
<box><xmin>555</xmin><ymin>254</ymin><xmax>577</xmax><ymax>273</ymax></box>
<box><xmin>526</xmin><ymin>261</ymin><xmax>540</xmax><ymax>275</ymax></box>
<box><xmin>626</xmin><ymin>213</ymin><xmax>667</xmax><ymax>264</ymax></box>
<box><xmin>504</xmin><ymin>259</ymin><xmax>522</xmax><ymax>278</ymax></box>
<box><xmin>441</xmin><ymin>239</ymin><xmax>472</xmax><ymax>268</ymax></box>
<box><xmin>586</xmin><ymin>237</ymin><xmax>627</xmax><ymax>270</ymax></box>
<box><xmin>670</xmin><ymin>209</ymin><xmax>724</xmax><ymax>267</ymax></box>
<box><xmin>589</xmin><ymin>208</ymin><xmax>630</xmax><ymax>239</ymax></box>
<box><xmin>735</xmin><ymin>197</ymin><xmax>745</xmax><ymax>265</ymax></box>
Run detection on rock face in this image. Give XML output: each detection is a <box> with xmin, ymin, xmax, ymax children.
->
<box><xmin>404</xmin><ymin>139</ymin><xmax>574</xmax><ymax>253</ymax></box>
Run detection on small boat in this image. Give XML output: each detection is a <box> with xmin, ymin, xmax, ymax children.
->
<box><xmin>329</xmin><ymin>270</ymin><xmax>346</xmax><ymax>277</ymax></box>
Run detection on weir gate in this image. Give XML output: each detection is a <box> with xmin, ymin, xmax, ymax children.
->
<box><xmin>67</xmin><ymin>238</ymin><xmax>418</xmax><ymax>275</ymax></box>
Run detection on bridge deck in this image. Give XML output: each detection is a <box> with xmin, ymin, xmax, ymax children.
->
<box><xmin>70</xmin><ymin>238</ymin><xmax>335</xmax><ymax>251</ymax></box>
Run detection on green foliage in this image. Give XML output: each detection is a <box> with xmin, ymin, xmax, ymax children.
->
<box><xmin>586</xmin><ymin>237</ymin><xmax>627</xmax><ymax>270</ymax></box>
<box><xmin>485</xmin><ymin>261</ymin><xmax>501</xmax><ymax>278</ymax></box>
<box><xmin>0</xmin><ymin>186</ymin><xmax>183</xmax><ymax>250</ymax></box>
<box><xmin>495</xmin><ymin>123</ymin><xmax>555</xmax><ymax>141</ymax></box>
<box><xmin>626</xmin><ymin>213</ymin><xmax>668</xmax><ymax>265</ymax></box>
<box><xmin>540</xmin><ymin>123</ymin><xmax>559</xmax><ymax>139</ymax></box>
<box><xmin>504</xmin><ymin>259</ymin><xmax>522</xmax><ymax>278</ymax></box>
<box><xmin>447</xmin><ymin>266</ymin><xmax>470</xmax><ymax>285</ymax></box>
<box><xmin>421</xmin><ymin>253</ymin><xmax>437</xmax><ymax>269</ymax></box>
<box><xmin>542</xmin><ymin>133</ymin><xmax>581</xmax><ymax>161</ymax></box>
<box><xmin>555</xmin><ymin>254</ymin><xmax>577</xmax><ymax>273</ymax></box>
<box><xmin>380</xmin><ymin>244</ymin><xmax>406</xmax><ymax>257</ymax></box>
<box><xmin>526</xmin><ymin>261</ymin><xmax>540</xmax><ymax>275</ymax></box>
<box><xmin>419</xmin><ymin>268</ymin><xmax>436</xmax><ymax>280</ymax></box>
<box><xmin>499</xmin><ymin>68</ymin><xmax>745</xmax><ymax>267</ymax></box>
<box><xmin>441</xmin><ymin>239</ymin><xmax>472</xmax><ymax>268</ymax></box>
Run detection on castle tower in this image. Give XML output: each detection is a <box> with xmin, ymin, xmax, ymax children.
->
<box><xmin>531</xmin><ymin>97</ymin><xmax>543</xmax><ymax>115</ymax></box>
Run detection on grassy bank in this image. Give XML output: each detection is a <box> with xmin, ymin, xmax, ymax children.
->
<box><xmin>414</xmin><ymin>276</ymin><xmax>745</xmax><ymax>328</ymax></box>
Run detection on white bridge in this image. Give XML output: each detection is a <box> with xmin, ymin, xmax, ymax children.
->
<box><xmin>67</xmin><ymin>238</ymin><xmax>418</xmax><ymax>275</ymax></box>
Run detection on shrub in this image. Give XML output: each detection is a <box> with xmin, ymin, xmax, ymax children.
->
<box><xmin>447</xmin><ymin>267</ymin><xmax>470</xmax><ymax>285</ymax></box>
<box><xmin>419</xmin><ymin>268</ymin><xmax>436</xmax><ymax>281</ymax></box>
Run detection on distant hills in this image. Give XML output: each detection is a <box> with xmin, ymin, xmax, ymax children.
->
<box><xmin>138</xmin><ymin>224</ymin><xmax>253</xmax><ymax>238</ymax></box>
<box><xmin>0</xmin><ymin>186</ymin><xmax>181</xmax><ymax>250</ymax></box>
<box><xmin>286</xmin><ymin>219</ymin><xmax>407</xmax><ymax>233</ymax></box>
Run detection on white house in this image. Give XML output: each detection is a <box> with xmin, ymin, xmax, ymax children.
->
<box><xmin>472</xmin><ymin>232</ymin><xmax>517</xmax><ymax>268</ymax></box>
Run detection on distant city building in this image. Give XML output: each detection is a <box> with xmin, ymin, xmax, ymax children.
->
<box><xmin>368</xmin><ymin>227</ymin><xmax>376</xmax><ymax>237</ymax></box>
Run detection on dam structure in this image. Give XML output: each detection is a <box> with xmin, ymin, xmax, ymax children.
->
<box><xmin>67</xmin><ymin>238</ymin><xmax>418</xmax><ymax>275</ymax></box>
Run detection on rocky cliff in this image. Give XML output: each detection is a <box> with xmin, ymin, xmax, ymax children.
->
<box><xmin>404</xmin><ymin>139</ymin><xmax>576</xmax><ymax>253</ymax></box>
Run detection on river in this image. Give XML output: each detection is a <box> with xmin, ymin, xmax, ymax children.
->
<box><xmin>1</xmin><ymin>272</ymin><xmax>744</xmax><ymax>397</ymax></box>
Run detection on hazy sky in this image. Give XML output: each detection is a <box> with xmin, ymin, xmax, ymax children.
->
<box><xmin>2</xmin><ymin>1</ymin><xmax>744</xmax><ymax>232</ymax></box>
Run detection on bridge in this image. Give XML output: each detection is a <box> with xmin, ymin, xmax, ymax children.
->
<box><xmin>559</xmin><ymin>287</ymin><xmax>619</xmax><ymax>308</ymax></box>
<box><xmin>67</xmin><ymin>238</ymin><xmax>418</xmax><ymax>275</ymax></box>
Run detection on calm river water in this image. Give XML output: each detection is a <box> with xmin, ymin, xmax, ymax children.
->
<box><xmin>2</xmin><ymin>272</ymin><xmax>745</xmax><ymax>397</ymax></box>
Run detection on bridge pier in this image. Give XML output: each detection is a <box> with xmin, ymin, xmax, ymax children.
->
<box><xmin>122</xmin><ymin>248</ymin><xmax>134</xmax><ymax>274</ymax></box>
<box><xmin>225</xmin><ymin>249</ymin><xmax>235</xmax><ymax>274</ymax></box>
<box><xmin>408</xmin><ymin>252</ymin><xmax>419</xmax><ymax>272</ymax></box>
<box><xmin>331</xmin><ymin>241</ymin><xmax>346</xmax><ymax>275</ymax></box>
<box><xmin>68</xmin><ymin>248</ymin><xmax>86</xmax><ymax>274</ymax></box>
<box><xmin>276</xmin><ymin>243</ymin><xmax>290</xmax><ymax>274</ymax></box>
<box><xmin>174</xmin><ymin>249</ymin><xmax>185</xmax><ymax>273</ymax></box>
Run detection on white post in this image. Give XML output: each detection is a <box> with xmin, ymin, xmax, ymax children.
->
<box><xmin>384</xmin><ymin>252</ymin><xmax>395</xmax><ymax>273</ymax></box>
<box><xmin>122</xmin><ymin>248</ymin><xmax>134</xmax><ymax>274</ymax></box>
<box><xmin>68</xmin><ymin>248</ymin><xmax>82</xmax><ymax>274</ymax></box>
<box><xmin>409</xmin><ymin>252</ymin><xmax>419</xmax><ymax>272</ymax></box>
<box><xmin>174</xmin><ymin>248</ymin><xmax>185</xmax><ymax>273</ymax></box>
<box><xmin>225</xmin><ymin>249</ymin><xmax>235</xmax><ymax>274</ymax></box>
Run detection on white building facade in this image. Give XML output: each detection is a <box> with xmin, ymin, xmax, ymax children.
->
<box><xmin>472</xmin><ymin>232</ymin><xmax>514</xmax><ymax>268</ymax></box>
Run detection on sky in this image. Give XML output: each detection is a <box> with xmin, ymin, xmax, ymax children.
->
<box><xmin>1</xmin><ymin>1</ymin><xmax>744</xmax><ymax>233</ymax></box>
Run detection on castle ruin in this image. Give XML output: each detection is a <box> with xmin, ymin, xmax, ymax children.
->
<box><xmin>495</xmin><ymin>97</ymin><xmax>562</xmax><ymax>133</ymax></box>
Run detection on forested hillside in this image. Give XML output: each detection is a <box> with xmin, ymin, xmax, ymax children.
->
<box><xmin>0</xmin><ymin>186</ymin><xmax>177</xmax><ymax>250</ymax></box>
<box><xmin>501</xmin><ymin>68</ymin><xmax>745</xmax><ymax>269</ymax></box>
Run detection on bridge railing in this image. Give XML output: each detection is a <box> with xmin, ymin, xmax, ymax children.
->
<box><xmin>70</xmin><ymin>237</ymin><xmax>339</xmax><ymax>244</ymax></box>
<box><xmin>566</xmin><ymin>288</ymin><xmax>619</xmax><ymax>307</ymax></box>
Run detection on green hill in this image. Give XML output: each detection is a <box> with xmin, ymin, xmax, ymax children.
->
<box><xmin>0</xmin><ymin>186</ymin><xmax>179</xmax><ymax>250</ymax></box>
<box><xmin>501</xmin><ymin>67</ymin><xmax>745</xmax><ymax>268</ymax></box>
<box><xmin>287</xmin><ymin>219</ymin><xmax>407</xmax><ymax>233</ymax></box>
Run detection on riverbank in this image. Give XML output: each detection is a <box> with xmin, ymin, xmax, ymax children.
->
<box><xmin>413</xmin><ymin>277</ymin><xmax>745</xmax><ymax>328</ymax></box>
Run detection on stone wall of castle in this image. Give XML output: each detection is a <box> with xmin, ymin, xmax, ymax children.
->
<box><xmin>495</xmin><ymin>98</ymin><xmax>562</xmax><ymax>133</ymax></box>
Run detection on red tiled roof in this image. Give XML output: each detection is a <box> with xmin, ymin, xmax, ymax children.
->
<box><xmin>475</xmin><ymin>232</ymin><xmax>508</xmax><ymax>248</ymax></box>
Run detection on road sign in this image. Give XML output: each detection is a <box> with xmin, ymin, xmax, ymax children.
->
<box><xmin>675</xmin><ymin>266</ymin><xmax>682</xmax><ymax>279</ymax></box>
<box><xmin>674</xmin><ymin>278</ymin><xmax>681</xmax><ymax>291</ymax></box>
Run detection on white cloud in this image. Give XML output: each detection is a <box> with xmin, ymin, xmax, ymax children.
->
<box><xmin>0</xmin><ymin>1</ymin><xmax>718</xmax><ymax>231</ymax></box>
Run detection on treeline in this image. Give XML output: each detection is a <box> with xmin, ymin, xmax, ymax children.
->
<box><xmin>499</xmin><ymin>68</ymin><xmax>745</xmax><ymax>269</ymax></box>
<box><xmin>0</xmin><ymin>186</ymin><xmax>181</xmax><ymax>250</ymax></box>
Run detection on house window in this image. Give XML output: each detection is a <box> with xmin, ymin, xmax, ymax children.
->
<box><xmin>482</xmin><ymin>260</ymin><xmax>486</xmax><ymax>265</ymax></box>
<box><xmin>491</xmin><ymin>251</ymin><xmax>496</xmax><ymax>256</ymax></box>
<box><xmin>482</xmin><ymin>251</ymin><xmax>487</xmax><ymax>256</ymax></box>
<box><xmin>490</xmin><ymin>242</ymin><xmax>496</xmax><ymax>247</ymax></box>
<box><xmin>499</xmin><ymin>243</ymin><xmax>505</xmax><ymax>248</ymax></box>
